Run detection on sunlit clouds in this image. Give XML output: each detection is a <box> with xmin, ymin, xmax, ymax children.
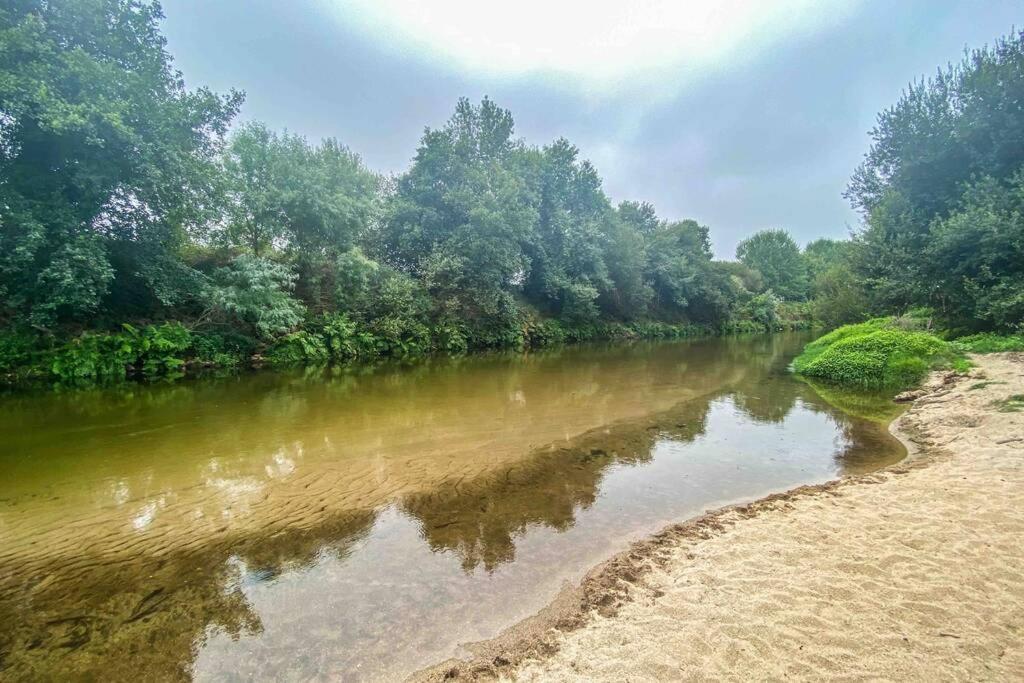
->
<box><xmin>331</xmin><ymin>0</ymin><xmax>860</xmax><ymax>87</ymax></box>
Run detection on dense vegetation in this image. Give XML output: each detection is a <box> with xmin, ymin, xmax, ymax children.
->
<box><xmin>793</xmin><ymin>318</ymin><xmax>964</xmax><ymax>390</ymax></box>
<box><xmin>0</xmin><ymin>0</ymin><xmax>816</xmax><ymax>385</ymax></box>
<box><xmin>1</xmin><ymin>2</ymin><xmax>1021</xmax><ymax>388</ymax></box>
<box><xmin>814</xmin><ymin>30</ymin><xmax>1024</xmax><ymax>334</ymax></box>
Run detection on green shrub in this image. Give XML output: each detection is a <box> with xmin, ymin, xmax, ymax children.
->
<box><xmin>51</xmin><ymin>330</ymin><xmax>136</xmax><ymax>382</ymax></box>
<box><xmin>266</xmin><ymin>331</ymin><xmax>330</xmax><ymax>366</ymax></box>
<box><xmin>792</xmin><ymin>318</ymin><xmax>894</xmax><ymax>371</ymax></box>
<box><xmin>0</xmin><ymin>329</ymin><xmax>48</xmax><ymax>379</ymax></box>
<box><xmin>128</xmin><ymin>323</ymin><xmax>191</xmax><ymax>376</ymax></box>
<box><xmin>265</xmin><ymin>332</ymin><xmax>326</xmax><ymax>366</ymax></box>
<box><xmin>190</xmin><ymin>331</ymin><xmax>253</xmax><ymax>368</ymax></box>
<box><xmin>951</xmin><ymin>332</ymin><xmax>1024</xmax><ymax>354</ymax></box>
<box><xmin>794</xmin><ymin>320</ymin><xmax>960</xmax><ymax>389</ymax></box>
<box><xmin>433</xmin><ymin>322</ymin><xmax>470</xmax><ymax>354</ymax></box>
<box><xmin>206</xmin><ymin>256</ymin><xmax>305</xmax><ymax>338</ymax></box>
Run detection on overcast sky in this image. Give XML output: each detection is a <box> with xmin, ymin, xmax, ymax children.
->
<box><xmin>160</xmin><ymin>0</ymin><xmax>1021</xmax><ymax>258</ymax></box>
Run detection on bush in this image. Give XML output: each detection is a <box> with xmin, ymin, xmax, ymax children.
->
<box><xmin>51</xmin><ymin>330</ymin><xmax>136</xmax><ymax>382</ymax></box>
<box><xmin>432</xmin><ymin>321</ymin><xmax>470</xmax><ymax>355</ymax></box>
<box><xmin>206</xmin><ymin>256</ymin><xmax>305</xmax><ymax>338</ymax></box>
<box><xmin>0</xmin><ymin>329</ymin><xmax>47</xmax><ymax>379</ymax></box>
<box><xmin>128</xmin><ymin>322</ymin><xmax>191</xmax><ymax>376</ymax></box>
<box><xmin>743</xmin><ymin>291</ymin><xmax>781</xmax><ymax>329</ymax></box>
<box><xmin>266</xmin><ymin>331</ymin><xmax>329</xmax><ymax>366</ymax></box>
<box><xmin>48</xmin><ymin>323</ymin><xmax>194</xmax><ymax>382</ymax></box>
<box><xmin>190</xmin><ymin>331</ymin><xmax>254</xmax><ymax>367</ymax></box>
<box><xmin>794</xmin><ymin>320</ymin><xmax>960</xmax><ymax>389</ymax></box>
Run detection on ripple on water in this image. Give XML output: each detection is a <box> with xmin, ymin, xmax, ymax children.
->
<box><xmin>0</xmin><ymin>334</ymin><xmax>904</xmax><ymax>680</ymax></box>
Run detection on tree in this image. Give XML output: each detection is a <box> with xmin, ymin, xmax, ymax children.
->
<box><xmin>381</xmin><ymin>97</ymin><xmax>537</xmax><ymax>340</ymax></box>
<box><xmin>206</xmin><ymin>256</ymin><xmax>304</xmax><ymax>338</ymax></box>
<box><xmin>617</xmin><ymin>200</ymin><xmax>660</xmax><ymax>236</ymax></box>
<box><xmin>645</xmin><ymin>219</ymin><xmax>731</xmax><ymax>322</ymax></box>
<box><xmin>735</xmin><ymin>229</ymin><xmax>809</xmax><ymax>301</ymax></box>
<box><xmin>803</xmin><ymin>238</ymin><xmax>848</xmax><ymax>284</ymax></box>
<box><xmin>600</xmin><ymin>212</ymin><xmax>653</xmax><ymax>319</ymax></box>
<box><xmin>847</xmin><ymin>29</ymin><xmax>1024</xmax><ymax>329</ymax></box>
<box><xmin>523</xmin><ymin>138</ymin><xmax>612</xmax><ymax>321</ymax></box>
<box><xmin>926</xmin><ymin>174</ymin><xmax>1024</xmax><ymax>330</ymax></box>
<box><xmin>802</xmin><ymin>239</ymin><xmax>869</xmax><ymax>328</ymax></box>
<box><xmin>220</xmin><ymin>122</ymin><xmax>378</xmax><ymax>310</ymax></box>
<box><xmin>0</xmin><ymin>0</ymin><xmax>241</xmax><ymax>326</ymax></box>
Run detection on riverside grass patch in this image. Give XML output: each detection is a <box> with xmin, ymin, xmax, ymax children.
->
<box><xmin>793</xmin><ymin>318</ymin><xmax>963</xmax><ymax>390</ymax></box>
<box><xmin>951</xmin><ymin>333</ymin><xmax>1024</xmax><ymax>354</ymax></box>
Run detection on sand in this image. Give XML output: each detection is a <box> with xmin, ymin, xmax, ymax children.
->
<box><xmin>420</xmin><ymin>353</ymin><xmax>1024</xmax><ymax>681</ymax></box>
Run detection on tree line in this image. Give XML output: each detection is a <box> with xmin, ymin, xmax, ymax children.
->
<box><xmin>1</xmin><ymin>1</ymin><xmax>1021</xmax><ymax>381</ymax></box>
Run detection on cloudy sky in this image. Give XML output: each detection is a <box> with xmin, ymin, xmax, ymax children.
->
<box><xmin>160</xmin><ymin>0</ymin><xmax>1021</xmax><ymax>257</ymax></box>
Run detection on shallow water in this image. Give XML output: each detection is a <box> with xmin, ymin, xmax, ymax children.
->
<box><xmin>0</xmin><ymin>333</ymin><xmax>903</xmax><ymax>680</ymax></box>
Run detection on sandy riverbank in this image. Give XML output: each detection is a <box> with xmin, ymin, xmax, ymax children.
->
<box><xmin>419</xmin><ymin>353</ymin><xmax>1024</xmax><ymax>681</ymax></box>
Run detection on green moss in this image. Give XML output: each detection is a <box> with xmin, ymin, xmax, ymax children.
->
<box><xmin>794</xmin><ymin>319</ymin><xmax>962</xmax><ymax>390</ymax></box>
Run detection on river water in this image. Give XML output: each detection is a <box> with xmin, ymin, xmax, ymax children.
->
<box><xmin>0</xmin><ymin>333</ymin><xmax>903</xmax><ymax>680</ymax></box>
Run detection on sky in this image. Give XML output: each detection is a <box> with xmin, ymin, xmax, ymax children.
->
<box><xmin>160</xmin><ymin>0</ymin><xmax>1021</xmax><ymax>258</ymax></box>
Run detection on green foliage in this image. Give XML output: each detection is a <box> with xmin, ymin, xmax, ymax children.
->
<box><xmin>219</xmin><ymin>121</ymin><xmax>378</xmax><ymax>311</ymax></box>
<box><xmin>190</xmin><ymin>332</ymin><xmax>250</xmax><ymax>368</ymax></box>
<box><xmin>847</xmin><ymin>29</ymin><xmax>1024</xmax><ymax>330</ymax></box>
<box><xmin>951</xmin><ymin>332</ymin><xmax>1024</xmax><ymax>354</ymax></box>
<box><xmin>49</xmin><ymin>322</ymin><xmax>192</xmax><ymax>382</ymax></box>
<box><xmin>206</xmin><ymin>256</ymin><xmax>305</xmax><ymax>338</ymax></box>
<box><xmin>736</xmin><ymin>229</ymin><xmax>809</xmax><ymax>300</ymax></box>
<box><xmin>0</xmin><ymin>329</ymin><xmax>50</xmax><ymax>380</ymax></box>
<box><xmin>0</xmin><ymin>0</ymin><xmax>240</xmax><ymax>327</ymax></box>
<box><xmin>12</xmin><ymin>0</ymin><xmax>988</xmax><ymax>388</ymax></box>
<box><xmin>794</xmin><ymin>320</ymin><xmax>960</xmax><ymax>389</ymax></box>
<box><xmin>994</xmin><ymin>394</ymin><xmax>1024</xmax><ymax>412</ymax></box>
<box><xmin>50</xmin><ymin>331</ymin><xmax>136</xmax><ymax>382</ymax></box>
<box><xmin>127</xmin><ymin>322</ymin><xmax>191</xmax><ymax>376</ymax></box>
<box><xmin>743</xmin><ymin>291</ymin><xmax>781</xmax><ymax>329</ymax></box>
<box><xmin>266</xmin><ymin>331</ymin><xmax>329</xmax><ymax>366</ymax></box>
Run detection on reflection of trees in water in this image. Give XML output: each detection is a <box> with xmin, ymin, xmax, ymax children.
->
<box><xmin>0</xmin><ymin>510</ymin><xmax>376</xmax><ymax>681</ymax></box>
<box><xmin>401</xmin><ymin>400</ymin><xmax>713</xmax><ymax>572</ymax></box>
<box><xmin>7</xmin><ymin>332</ymin><xmax>897</xmax><ymax>678</ymax></box>
<box><xmin>794</xmin><ymin>378</ymin><xmax>906</xmax><ymax>474</ymax></box>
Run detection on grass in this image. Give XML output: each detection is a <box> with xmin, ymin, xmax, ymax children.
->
<box><xmin>968</xmin><ymin>380</ymin><xmax>1006</xmax><ymax>391</ymax></box>
<box><xmin>793</xmin><ymin>318</ymin><xmax>963</xmax><ymax>390</ymax></box>
<box><xmin>951</xmin><ymin>332</ymin><xmax>1024</xmax><ymax>354</ymax></box>
<box><xmin>994</xmin><ymin>394</ymin><xmax>1024</xmax><ymax>413</ymax></box>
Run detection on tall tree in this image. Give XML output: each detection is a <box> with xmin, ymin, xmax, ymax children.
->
<box><xmin>735</xmin><ymin>229</ymin><xmax>809</xmax><ymax>301</ymax></box>
<box><xmin>381</xmin><ymin>98</ymin><xmax>537</xmax><ymax>336</ymax></box>
<box><xmin>847</xmin><ymin>29</ymin><xmax>1024</xmax><ymax>328</ymax></box>
<box><xmin>0</xmin><ymin>0</ymin><xmax>241</xmax><ymax>326</ymax></box>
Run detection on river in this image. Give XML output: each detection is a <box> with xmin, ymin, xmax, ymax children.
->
<box><xmin>0</xmin><ymin>332</ymin><xmax>903</xmax><ymax>680</ymax></box>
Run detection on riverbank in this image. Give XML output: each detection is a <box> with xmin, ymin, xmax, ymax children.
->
<box><xmin>419</xmin><ymin>352</ymin><xmax>1024</xmax><ymax>680</ymax></box>
<box><xmin>0</xmin><ymin>318</ymin><xmax>812</xmax><ymax>389</ymax></box>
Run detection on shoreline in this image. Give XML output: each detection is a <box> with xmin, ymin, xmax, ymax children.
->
<box><xmin>414</xmin><ymin>353</ymin><xmax>1024</xmax><ymax>681</ymax></box>
<box><xmin>0</xmin><ymin>325</ymin><xmax>813</xmax><ymax>393</ymax></box>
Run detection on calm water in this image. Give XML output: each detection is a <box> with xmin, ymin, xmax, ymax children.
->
<box><xmin>0</xmin><ymin>333</ymin><xmax>903</xmax><ymax>681</ymax></box>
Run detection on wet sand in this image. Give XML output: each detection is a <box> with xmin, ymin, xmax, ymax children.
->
<box><xmin>420</xmin><ymin>353</ymin><xmax>1024</xmax><ymax>681</ymax></box>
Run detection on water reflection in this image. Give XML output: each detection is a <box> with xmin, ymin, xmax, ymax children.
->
<box><xmin>0</xmin><ymin>334</ymin><xmax>903</xmax><ymax>680</ymax></box>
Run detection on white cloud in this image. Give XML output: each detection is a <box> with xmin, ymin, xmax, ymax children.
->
<box><xmin>330</xmin><ymin>0</ymin><xmax>860</xmax><ymax>86</ymax></box>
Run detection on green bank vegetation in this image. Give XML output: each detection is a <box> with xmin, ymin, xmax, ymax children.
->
<box><xmin>1</xmin><ymin>2</ymin><xmax>1022</xmax><ymax>389</ymax></box>
<box><xmin>0</xmin><ymin>0</ymin><xmax>815</xmax><ymax>386</ymax></box>
<box><xmin>792</xmin><ymin>28</ymin><xmax>1024</xmax><ymax>391</ymax></box>
<box><xmin>793</xmin><ymin>318</ymin><xmax>965</xmax><ymax>390</ymax></box>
